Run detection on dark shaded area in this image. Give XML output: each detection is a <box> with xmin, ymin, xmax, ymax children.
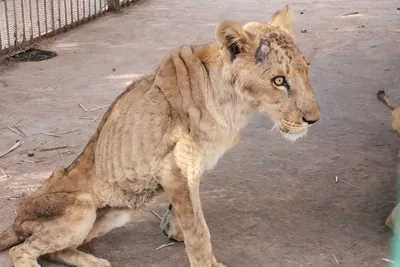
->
<box><xmin>10</xmin><ymin>48</ymin><xmax>57</xmax><ymax>62</ymax></box>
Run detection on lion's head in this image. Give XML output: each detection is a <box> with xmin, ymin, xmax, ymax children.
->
<box><xmin>215</xmin><ymin>5</ymin><xmax>321</xmax><ymax>141</ymax></box>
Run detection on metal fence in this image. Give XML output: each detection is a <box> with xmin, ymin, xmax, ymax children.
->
<box><xmin>0</xmin><ymin>0</ymin><xmax>134</xmax><ymax>57</ymax></box>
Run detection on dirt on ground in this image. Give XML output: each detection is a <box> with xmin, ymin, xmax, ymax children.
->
<box><xmin>0</xmin><ymin>0</ymin><xmax>399</xmax><ymax>266</ymax></box>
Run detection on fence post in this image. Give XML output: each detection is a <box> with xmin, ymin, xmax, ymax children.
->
<box><xmin>108</xmin><ymin>0</ymin><xmax>120</xmax><ymax>11</ymax></box>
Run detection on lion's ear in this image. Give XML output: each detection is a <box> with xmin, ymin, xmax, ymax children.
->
<box><xmin>268</xmin><ymin>4</ymin><xmax>294</xmax><ymax>33</ymax></box>
<box><xmin>215</xmin><ymin>20</ymin><xmax>250</xmax><ymax>62</ymax></box>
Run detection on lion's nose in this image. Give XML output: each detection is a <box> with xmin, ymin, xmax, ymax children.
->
<box><xmin>302</xmin><ymin>117</ymin><xmax>318</xmax><ymax>125</ymax></box>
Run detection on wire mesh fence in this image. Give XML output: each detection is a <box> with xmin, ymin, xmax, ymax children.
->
<box><xmin>0</xmin><ymin>0</ymin><xmax>135</xmax><ymax>57</ymax></box>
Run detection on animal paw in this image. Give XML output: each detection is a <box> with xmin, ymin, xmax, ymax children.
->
<box><xmin>83</xmin><ymin>256</ymin><xmax>112</xmax><ymax>267</ymax></box>
<box><xmin>12</xmin><ymin>260</ymin><xmax>41</xmax><ymax>267</ymax></box>
<box><xmin>160</xmin><ymin>204</ymin><xmax>184</xmax><ymax>242</ymax></box>
<box><xmin>212</xmin><ymin>255</ymin><xmax>226</xmax><ymax>267</ymax></box>
<box><xmin>96</xmin><ymin>258</ymin><xmax>112</xmax><ymax>267</ymax></box>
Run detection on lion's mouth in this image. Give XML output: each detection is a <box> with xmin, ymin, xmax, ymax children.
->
<box><xmin>277</xmin><ymin>119</ymin><xmax>308</xmax><ymax>141</ymax></box>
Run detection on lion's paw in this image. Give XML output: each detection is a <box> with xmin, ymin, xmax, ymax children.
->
<box><xmin>160</xmin><ymin>204</ymin><xmax>184</xmax><ymax>242</ymax></box>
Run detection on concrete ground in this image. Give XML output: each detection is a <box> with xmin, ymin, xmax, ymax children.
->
<box><xmin>0</xmin><ymin>0</ymin><xmax>400</xmax><ymax>266</ymax></box>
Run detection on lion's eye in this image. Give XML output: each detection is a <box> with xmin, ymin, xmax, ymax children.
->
<box><xmin>272</xmin><ymin>76</ymin><xmax>289</xmax><ymax>90</ymax></box>
<box><xmin>273</xmin><ymin>76</ymin><xmax>284</xmax><ymax>86</ymax></box>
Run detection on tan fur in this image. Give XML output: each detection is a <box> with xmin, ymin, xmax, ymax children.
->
<box><xmin>377</xmin><ymin>90</ymin><xmax>400</xmax><ymax>136</ymax></box>
<box><xmin>378</xmin><ymin>90</ymin><xmax>400</xmax><ymax>231</ymax></box>
<box><xmin>0</xmin><ymin>5</ymin><xmax>321</xmax><ymax>267</ymax></box>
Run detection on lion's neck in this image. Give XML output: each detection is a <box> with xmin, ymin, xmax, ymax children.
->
<box><xmin>193</xmin><ymin>43</ymin><xmax>255</xmax><ymax>135</ymax></box>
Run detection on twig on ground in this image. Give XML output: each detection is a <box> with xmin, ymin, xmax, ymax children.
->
<box><xmin>230</xmin><ymin>225</ymin><xmax>257</xmax><ymax>239</ymax></box>
<box><xmin>0</xmin><ymin>168</ymin><xmax>8</xmax><ymax>179</ymax></box>
<box><xmin>41</xmin><ymin>129</ymin><xmax>80</xmax><ymax>136</ymax></box>
<box><xmin>39</xmin><ymin>145</ymin><xmax>69</xmax><ymax>152</ymax></box>
<box><xmin>7</xmin><ymin>125</ymin><xmax>22</xmax><ymax>137</ymax></box>
<box><xmin>94</xmin><ymin>114</ymin><xmax>102</xmax><ymax>121</ymax></box>
<box><xmin>79</xmin><ymin>104</ymin><xmax>88</xmax><ymax>112</ymax></box>
<box><xmin>341</xmin><ymin>12</ymin><xmax>359</xmax><ymax>16</ymax></box>
<box><xmin>13</xmin><ymin>126</ymin><xmax>28</xmax><ymax>137</ymax></box>
<box><xmin>58</xmin><ymin>129</ymin><xmax>81</xmax><ymax>135</ymax></box>
<box><xmin>7</xmin><ymin>125</ymin><xmax>27</xmax><ymax>138</ymax></box>
<box><xmin>345</xmin><ymin>241</ymin><xmax>357</xmax><ymax>250</ymax></box>
<box><xmin>42</xmin><ymin>132</ymin><xmax>61</xmax><ymax>138</ymax></box>
<box><xmin>393</xmin><ymin>77</ymin><xmax>399</xmax><ymax>83</ymax></box>
<box><xmin>312</xmin><ymin>30</ymin><xmax>321</xmax><ymax>38</ymax></box>
<box><xmin>69</xmin><ymin>143</ymin><xmax>85</xmax><ymax>149</ymax></box>
<box><xmin>59</xmin><ymin>151</ymin><xmax>64</xmax><ymax>160</ymax></box>
<box><xmin>6</xmin><ymin>196</ymin><xmax>20</xmax><ymax>200</ymax></box>
<box><xmin>0</xmin><ymin>159</ymin><xmax>11</xmax><ymax>166</ymax></box>
<box><xmin>91</xmin><ymin>104</ymin><xmax>110</xmax><ymax>111</ymax></box>
<box><xmin>151</xmin><ymin>210</ymin><xmax>162</xmax><ymax>221</ymax></box>
<box><xmin>382</xmin><ymin>258</ymin><xmax>395</xmax><ymax>264</ymax></box>
<box><xmin>48</xmin><ymin>157</ymin><xmax>60</xmax><ymax>165</ymax></box>
<box><xmin>0</xmin><ymin>141</ymin><xmax>23</xmax><ymax>158</ymax></box>
<box><xmin>155</xmin><ymin>242</ymin><xmax>175</xmax><ymax>251</ymax></box>
<box><xmin>90</xmin><ymin>114</ymin><xmax>103</xmax><ymax>125</ymax></box>
<box><xmin>14</xmin><ymin>119</ymin><xmax>23</xmax><ymax>126</ymax></box>
<box><xmin>332</xmin><ymin>253</ymin><xmax>340</xmax><ymax>265</ymax></box>
<box><xmin>387</xmin><ymin>28</ymin><xmax>400</xmax><ymax>33</ymax></box>
<box><xmin>340</xmin><ymin>179</ymin><xmax>360</xmax><ymax>188</ymax></box>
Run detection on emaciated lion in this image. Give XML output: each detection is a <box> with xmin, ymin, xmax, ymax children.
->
<box><xmin>0</xmin><ymin>5</ymin><xmax>321</xmax><ymax>267</ymax></box>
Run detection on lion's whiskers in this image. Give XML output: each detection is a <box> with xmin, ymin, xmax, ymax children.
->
<box><xmin>267</xmin><ymin>122</ymin><xmax>280</xmax><ymax>139</ymax></box>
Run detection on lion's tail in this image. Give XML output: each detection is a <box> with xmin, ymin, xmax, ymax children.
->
<box><xmin>377</xmin><ymin>90</ymin><xmax>398</xmax><ymax>110</ymax></box>
<box><xmin>0</xmin><ymin>226</ymin><xmax>21</xmax><ymax>251</ymax></box>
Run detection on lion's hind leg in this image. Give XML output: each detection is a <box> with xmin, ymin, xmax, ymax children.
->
<box><xmin>46</xmin><ymin>208</ymin><xmax>134</xmax><ymax>267</ymax></box>
<box><xmin>83</xmin><ymin>207</ymin><xmax>134</xmax><ymax>244</ymax></box>
<box><xmin>10</xmin><ymin>193</ymin><xmax>98</xmax><ymax>267</ymax></box>
<box><xmin>46</xmin><ymin>248</ymin><xmax>111</xmax><ymax>267</ymax></box>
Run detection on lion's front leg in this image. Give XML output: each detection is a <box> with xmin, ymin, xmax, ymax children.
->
<box><xmin>159</xmin><ymin>169</ymin><xmax>225</xmax><ymax>267</ymax></box>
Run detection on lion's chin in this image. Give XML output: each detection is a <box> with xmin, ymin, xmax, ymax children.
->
<box><xmin>276</xmin><ymin>121</ymin><xmax>308</xmax><ymax>142</ymax></box>
<box><xmin>280</xmin><ymin>128</ymin><xmax>308</xmax><ymax>142</ymax></box>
